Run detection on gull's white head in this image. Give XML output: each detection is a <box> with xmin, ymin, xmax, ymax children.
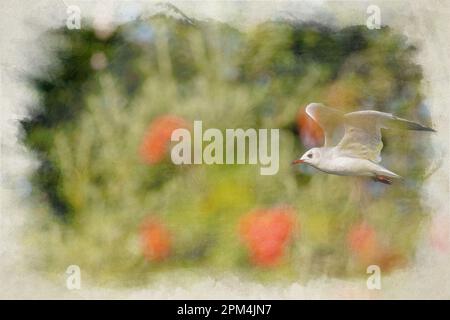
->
<box><xmin>292</xmin><ymin>148</ymin><xmax>321</xmax><ymax>167</ymax></box>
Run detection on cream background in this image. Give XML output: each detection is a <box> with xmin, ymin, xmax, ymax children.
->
<box><xmin>1</xmin><ymin>0</ymin><xmax>449</xmax><ymax>299</ymax></box>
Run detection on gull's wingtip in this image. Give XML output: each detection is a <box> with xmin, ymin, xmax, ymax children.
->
<box><xmin>407</xmin><ymin>122</ymin><xmax>437</xmax><ymax>132</ymax></box>
<box><xmin>306</xmin><ymin>102</ymin><xmax>345</xmax><ymax>118</ymax></box>
<box><xmin>305</xmin><ymin>102</ymin><xmax>325</xmax><ymax>110</ymax></box>
<box><xmin>305</xmin><ymin>102</ymin><xmax>320</xmax><ymax>112</ymax></box>
<box><xmin>391</xmin><ymin>116</ymin><xmax>437</xmax><ymax>132</ymax></box>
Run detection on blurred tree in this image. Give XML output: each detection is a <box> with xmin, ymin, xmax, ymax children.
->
<box><xmin>21</xmin><ymin>8</ymin><xmax>431</xmax><ymax>283</ymax></box>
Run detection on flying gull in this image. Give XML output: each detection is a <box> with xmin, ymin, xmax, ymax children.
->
<box><xmin>292</xmin><ymin>103</ymin><xmax>435</xmax><ymax>184</ymax></box>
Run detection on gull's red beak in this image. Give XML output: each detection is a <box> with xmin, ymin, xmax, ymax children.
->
<box><xmin>291</xmin><ymin>159</ymin><xmax>304</xmax><ymax>165</ymax></box>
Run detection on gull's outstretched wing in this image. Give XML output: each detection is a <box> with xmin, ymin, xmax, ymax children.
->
<box><xmin>305</xmin><ymin>103</ymin><xmax>344</xmax><ymax>147</ymax></box>
<box><xmin>337</xmin><ymin>110</ymin><xmax>435</xmax><ymax>163</ymax></box>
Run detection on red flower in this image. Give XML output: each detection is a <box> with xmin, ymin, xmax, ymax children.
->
<box><xmin>296</xmin><ymin>107</ymin><xmax>324</xmax><ymax>147</ymax></box>
<box><xmin>239</xmin><ymin>206</ymin><xmax>297</xmax><ymax>267</ymax></box>
<box><xmin>140</xmin><ymin>218</ymin><xmax>171</xmax><ymax>261</ymax></box>
<box><xmin>347</xmin><ymin>222</ymin><xmax>407</xmax><ymax>271</ymax></box>
<box><xmin>347</xmin><ymin>221</ymin><xmax>381</xmax><ymax>266</ymax></box>
<box><xmin>347</xmin><ymin>222</ymin><xmax>377</xmax><ymax>254</ymax></box>
<box><xmin>139</xmin><ymin>115</ymin><xmax>189</xmax><ymax>164</ymax></box>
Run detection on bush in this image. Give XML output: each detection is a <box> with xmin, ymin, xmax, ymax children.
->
<box><xmin>22</xmin><ymin>12</ymin><xmax>432</xmax><ymax>284</ymax></box>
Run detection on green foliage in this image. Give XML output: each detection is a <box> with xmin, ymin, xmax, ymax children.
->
<box><xmin>22</xmin><ymin>13</ymin><xmax>432</xmax><ymax>284</ymax></box>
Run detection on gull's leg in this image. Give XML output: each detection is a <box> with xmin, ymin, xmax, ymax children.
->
<box><xmin>372</xmin><ymin>175</ymin><xmax>393</xmax><ymax>184</ymax></box>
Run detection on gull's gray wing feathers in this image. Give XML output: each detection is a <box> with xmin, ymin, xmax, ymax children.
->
<box><xmin>337</xmin><ymin>110</ymin><xmax>435</xmax><ymax>163</ymax></box>
<box><xmin>305</xmin><ymin>103</ymin><xmax>344</xmax><ymax>147</ymax></box>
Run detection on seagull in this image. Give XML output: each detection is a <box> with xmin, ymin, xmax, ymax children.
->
<box><xmin>292</xmin><ymin>103</ymin><xmax>435</xmax><ymax>184</ymax></box>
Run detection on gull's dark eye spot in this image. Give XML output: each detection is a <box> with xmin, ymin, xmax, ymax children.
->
<box><xmin>307</xmin><ymin>153</ymin><xmax>313</xmax><ymax>159</ymax></box>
